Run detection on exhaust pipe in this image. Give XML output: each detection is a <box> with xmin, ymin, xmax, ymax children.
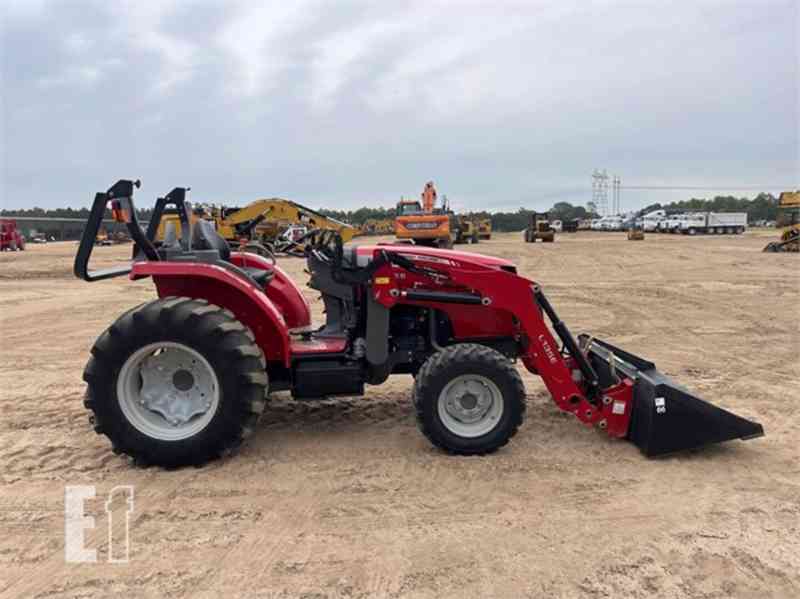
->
<box><xmin>581</xmin><ymin>336</ymin><xmax>764</xmax><ymax>457</ymax></box>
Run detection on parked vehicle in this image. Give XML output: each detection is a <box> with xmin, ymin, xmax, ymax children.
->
<box><xmin>591</xmin><ymin>216</ymin><xmax>621</xmax><ymax>231</ymax></box>
<box><xmin>562</xmin><ymin>219</ymin><xmax>579</xmax><ymax>233</ymax></box>
<box><xmin>603</xmin><ymin>216</ymin><xmax>624</xmax><ymax>231</ymax></box>
<box><xmin>658</xmin><ymin>213</ymin><xmax>685</xmax><ymax>234</ymax></box>
<box><xmin>627</xmin><ymin>221</ymin><xmax>645</xmax><ymax>241</ymax></box>
<box><xmin>679</xmin><ymin>212</ymin><xmax>747</xmax><ymax>235</ymax></box>
<box><xmin>0</xmin><ymin>219</ymin><xmax>26</xmax><ymax>251</ymax></box>
<box><xmin>551</xmin><ymin>220</ymin><xmax>563</xmax><ymax>232</ymax></box>
<box><xmin>453</xmin><ymin>216</ymin><xmax>480</xmax><ymax>244</ymax></box>
<box><xmin>395</xmin><ymin>182</ymin><xmax>452</xmax><ymax>248</ymax></box>
<box><xmin>524</xmin><ymin>212</ymin><xmax>555</xmax><ymax>242</ymax></box>
<box><xmin>763</xmin><ymin>191</ymin><xmax>799</xmax><ymax>252</ymax></box>
<box><xmin>642</xmin><ymin>210</ymin><xmax>666</xmax><ymax>232</ymax></box>
<box><xmin>477</xmin><ymin>219</ymin><xmax>492</xmax><ymax>240</ymax></box>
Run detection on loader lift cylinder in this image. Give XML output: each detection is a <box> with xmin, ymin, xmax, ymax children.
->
<box><xmin>533</xmin><ymin>286</ymin><xmax>600</xmax><ymax>399</ymax></box>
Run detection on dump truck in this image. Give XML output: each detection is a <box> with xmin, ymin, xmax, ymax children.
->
<box><xmin>394</xmin><ymin>182</ymin><xmax>452</xmax><ymax>248</ymax></box>
<box><xmin>73</xmin><ymin>179</ymin><xmax>764</xmax><ymax>467</ymax></box>
<box><xmin>764</xmin><ymin>191</ymin><xmax>800</xmax><ymax>252</ymax></box>
<box><xmin>524</xmin><ymin>212</ymin><xmax>555</xmax><ymax>242</ymax></box>
<box><xmin>679</xmin><ymin>212</ymin><xmax>747</xmax><ymax>235</ymax></box>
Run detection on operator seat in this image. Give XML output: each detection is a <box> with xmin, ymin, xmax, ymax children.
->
<box><xmin>192</xmin><ymin>220</ymin><xmax>273</xmax><ymax>287</ymax></box>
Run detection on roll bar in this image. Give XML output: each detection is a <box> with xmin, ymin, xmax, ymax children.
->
<box><xmin>73</xmin><ymin>179</ymin><xmax>192</xmax><ymax>282</ymax></box>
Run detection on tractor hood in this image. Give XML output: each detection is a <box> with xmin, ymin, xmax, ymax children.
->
<box><xmin>355</xmin><ymin>244</ymin><xmax>516</xmax><ymax>271</ymax></box>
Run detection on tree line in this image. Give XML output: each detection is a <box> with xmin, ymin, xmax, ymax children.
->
<box><xmin>1</xmin><ymin>193</ymin><xmax>782</xmax><ymax>232</ymax></box>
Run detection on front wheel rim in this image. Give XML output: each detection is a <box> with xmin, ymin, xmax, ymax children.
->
<box><xmin>117</xmin><ymin>342</ymin><xmax>221</xmax><ymax>441</ymax></box>
<box><xmin>437</xmin><ymin>374</ymin><xmax>504</xmax><ymax>438</ymax></box>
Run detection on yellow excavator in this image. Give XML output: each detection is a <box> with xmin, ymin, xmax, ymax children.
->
<box><xmin>213</xmin><ymin>199</ymin><xmax>356</xmax><ymax>245</ymax></box>
<box><xmin>156</xmin><ymin>198</ymin><xmax>357</xmax><ymax>255</ymax></box>
<box><xmin>764</xmin><ymin>191</ymin><xmax>799</xmax><ymax>252</ymax></box>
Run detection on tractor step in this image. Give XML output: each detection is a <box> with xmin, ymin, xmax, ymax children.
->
<box><xmin>581</xmin><ymin>336</ymin><xmax>764</xmax><ymax>456</ymax></box>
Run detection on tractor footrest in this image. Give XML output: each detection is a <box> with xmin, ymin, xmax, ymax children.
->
<box><xmin>292</xmin><ymin>359</ymin><xmax>363</xmax><ymax>399</ymax></box>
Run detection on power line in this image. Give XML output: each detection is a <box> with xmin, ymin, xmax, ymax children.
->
<box><xmin>618</xmin><ymin>185</ymin><xmax>795</xmax><ymax>191</ymax></box>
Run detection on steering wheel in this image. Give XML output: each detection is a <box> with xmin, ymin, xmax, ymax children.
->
<box><xmin>306</xmin><ymin>229</ymin><xmax>344</xmax><ymax>268</ymax></box>
<box><xmin>242</xmin><ymin>241</ymin><xmax>276</xmax><ymax>264</ymax></box>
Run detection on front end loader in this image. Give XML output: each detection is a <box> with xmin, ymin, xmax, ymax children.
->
<box><xmin>74</xmin><ymin>180</ymin><xmax>763</xmax><ymax>467</ymax></box>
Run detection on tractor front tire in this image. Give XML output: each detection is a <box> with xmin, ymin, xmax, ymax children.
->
<box><xmin>413</xmin><ymin>344</ymin><xmax>525</xmax><ymax>455</ymax></box>
<box><xmin>83</xmin><ymin>297</ymin><xmax>267</xmax><ymax>467</ymax></box>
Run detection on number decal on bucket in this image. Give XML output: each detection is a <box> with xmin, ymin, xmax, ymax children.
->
<box><xmin>655</xmin><ymin>397</ymin><xmax>667</xmax><ymax>414</ymax></box>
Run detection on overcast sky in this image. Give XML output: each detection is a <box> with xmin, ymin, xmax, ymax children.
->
<box><xmin>2</xmin><ymin>0</ymin><xmax>798</xmax><ymax>213</ymax></box>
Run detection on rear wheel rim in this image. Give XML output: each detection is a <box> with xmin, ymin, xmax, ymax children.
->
<box><xmin>117</xmin><ymin>342</ymin><xmax>220</xmax><ymax>441</ymax></box>
<box><xmin>437</xmin><ymin>374</ymin><xmax>504</xmax><ymax>438</ymax></box>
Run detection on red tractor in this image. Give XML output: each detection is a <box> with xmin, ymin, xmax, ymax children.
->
<box><xmin>0</xmin><ymin>218</ymin><xmax>26</xmax><ymax>251</ymax></box>
<box><xmin>74</xmin><ymin>180</ymin><xmax>763</xmax><ymax>467</ymax></box>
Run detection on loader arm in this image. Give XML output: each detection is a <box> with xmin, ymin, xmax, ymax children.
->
<box><xmin>369</xmin><ymin>253</ymin><xmax>634</xmax><ymax>434</ymax></box>
<box><xmin>368</xmin><ymin>246</ymin><xmax>763</xmax><ymax>453</ymax></box>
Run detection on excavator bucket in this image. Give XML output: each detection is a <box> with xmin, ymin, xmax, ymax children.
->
<box><xmin>581</xmin><ymin>336</ymin><xmax>764</xmax><ymax>456</ymax></box>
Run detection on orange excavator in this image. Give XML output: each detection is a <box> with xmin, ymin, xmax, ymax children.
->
<box><xmin>394</xmin><ymin>181</ymin><xmax>453</xmax><ymax>248</ymax></box>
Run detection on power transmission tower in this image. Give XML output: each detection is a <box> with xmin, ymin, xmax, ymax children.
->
<box><xmin>592</xmin><ymin>169</ymin><xmax>609</xmax><ymax>215</ymax></box>
<box><xmin>612</xmin><ymin>175</ymin><xmax>621</xmax><ymax>214</ymax></box>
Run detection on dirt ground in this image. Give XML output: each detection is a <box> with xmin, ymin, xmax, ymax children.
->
<box><xmin>1</xmin><ymin>230</ymin><xmax>798</xmax><ymax>599</ymax></box>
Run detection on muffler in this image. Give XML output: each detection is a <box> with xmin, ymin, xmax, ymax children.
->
<box><xmin>581</xmin><ymin>336</ymin><xmax>764</xmax><ymax>457</ymax></box>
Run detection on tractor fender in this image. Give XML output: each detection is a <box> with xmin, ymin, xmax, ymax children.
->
<box><xmin>131</xmin><ymin>261</ymin><xmax>291</xmax><ymax>366</ymax></box>
<box><xmin>229</xmin><ymin>252</ymin><xmax>311</xmax><ymax>330</ymax></box>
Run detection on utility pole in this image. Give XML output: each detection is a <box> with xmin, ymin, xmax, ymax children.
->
<box><xmin>592</xmin><ymin>169</ymin><xmax>609</xmax><ymax>215</ymax></box>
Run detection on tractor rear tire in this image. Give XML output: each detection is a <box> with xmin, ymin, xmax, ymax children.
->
<box><xmin>82</xmin><ymin>297</ymin><xmax>267</xmax><ymax>467</ymax></box>
<box><xmin>413</xmin><ymin>344</ymin><xmax>525</xmax><ymax>455</ymax></box>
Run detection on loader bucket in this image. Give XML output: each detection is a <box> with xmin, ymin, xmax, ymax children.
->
<box><xmin>580</xmin><ymin>336</ymin><xmax>764</xmax><ymax>457</ymax></box>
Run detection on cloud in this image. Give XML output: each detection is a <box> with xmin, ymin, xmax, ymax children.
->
<box><xmin>1</xmin><ymin>0</ymin><xmax>797</xmax><ymax>211</ymax></box>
